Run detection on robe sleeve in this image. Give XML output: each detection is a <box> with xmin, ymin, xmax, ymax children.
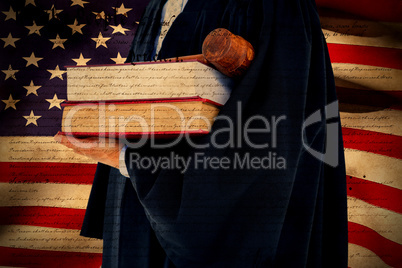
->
<box><xmin>124</xmin><ymin>0</ymin><xmax>348</xmax><ymax>266</ymax></box>
<box><xmin>80</xmin><ymin>163</ymin><xmax>111</xmax><ymax>239</ymax></box>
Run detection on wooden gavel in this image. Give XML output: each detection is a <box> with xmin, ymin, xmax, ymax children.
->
<box><xmin>165</xmin><ymin>28</ymin><xmax>255</xmax><ymax>77</ymax></box>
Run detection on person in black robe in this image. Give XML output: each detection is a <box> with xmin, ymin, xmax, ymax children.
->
<box><xmin>58</xmin><ymin>0</ymin><xmax>348</xmax><ymax>267</ymax></box>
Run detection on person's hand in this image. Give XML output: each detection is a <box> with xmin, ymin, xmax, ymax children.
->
<box><xmin>54</xmin><ymin>132</ymin><xmax>123</xmax><ymax>169</ymax></box>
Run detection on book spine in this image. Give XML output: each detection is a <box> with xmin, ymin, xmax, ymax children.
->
<box><xmin>59</xmin><ymin>130</ymin><xmax>209</xmax><ymax>138</ymax></box>
<box><xmin>65</xmin><ymin>59</ymin><xmax>203</xmax><ymax>69</ymax></box>
<box><xmin>61</xmin><ymin>97</ymin><xmax>222</xmax><ymax>107</ymax></box>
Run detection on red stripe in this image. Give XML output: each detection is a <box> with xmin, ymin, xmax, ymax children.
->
<box><xmin>0</xmin><ymin>246</ymin><xmax>102</xmax><ymax>268</ymax></box>
<box><xmin>327</xmin><ymin>44</ymin><xmax>402</xmax><ymax>69</ymax></box>
<box><xmin>316</xmin><ymin>0</ymin><xmax>402</xmax><ymax>22</ymax></box>
<box><xmin>341</xmin><ymin>128</ymin><xmax>402</xmax><ymax>160</ymax></box>
<box><xmin>0</xmin><ymin>207</ymin><xmax>86</xmax><ymax>230</ymax></box>
<box><xmin>348</xmin><ymin>222</ymin><xmax>402</xmax><ymax>267</ymax></box>
<box><xmin>0</xmin><ymin>162</ymin><xmax>97</xmax><ymax>184</ymax></box>
<box><xmin>336</xmin><ymin>86</ymin><xmax>402</xmax><ymax>107</ymax></box>
<box><xmin>347</xmin><ymin>176</ymin><xmax>402</xmax><ymax>214</ymax></box>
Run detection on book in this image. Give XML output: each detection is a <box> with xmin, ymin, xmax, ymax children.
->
<box><xmin>66</xmin><ymin>60</ymin><xmax>234</xmax><ymax>105</ymax></box>
<box><xmin>60</xmin><ymin>97</ymin><xmax>221</xmax><ymax>138</ymax></box>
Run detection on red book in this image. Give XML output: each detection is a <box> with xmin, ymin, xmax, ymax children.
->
<box><xmin>60</xmin><ymin>97</ymin><xmax>221</xmax><ymax>138</ymax></box>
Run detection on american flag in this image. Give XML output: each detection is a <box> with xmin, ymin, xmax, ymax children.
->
<box><xmin>0</xmin><ymin>0</ymin><xmax>149</xmax><ymax>267</ymax></box>
<box><xmin>0</xmin><ymin>0</ymin><xmax>401</xmax><ymax>267</ymax></box>
<box><xmin>317</xmin><ymin>0</ymin><xmax>402</xmax><ymax>267</ymax></box>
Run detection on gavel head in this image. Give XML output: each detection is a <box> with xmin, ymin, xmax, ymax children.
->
<box><xmin>202</xmin><ymin>28</ymin><xmax>255</xmax><ymax>78</ymax></box>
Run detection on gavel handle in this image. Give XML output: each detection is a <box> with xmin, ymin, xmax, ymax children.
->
<box><xmin>144</xmin><ymin>29</ymin><xmax>254</xmax><ymax>77</ymax></box>
<box><xmin>163</xmin><ymin>54</ymin><xmax>209</xmax><ymax>64</ymax></box>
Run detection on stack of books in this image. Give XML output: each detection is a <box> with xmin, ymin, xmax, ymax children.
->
<box><xmin>60</xmin><ymin>60</ymin><xmax>234</xmax><ymax>138</ymax></box>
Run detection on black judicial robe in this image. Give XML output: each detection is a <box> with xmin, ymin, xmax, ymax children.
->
<box><xmin>80</xmin><ymin>0</ymin><xmax>348</xmax><ymax>267</ymax></box>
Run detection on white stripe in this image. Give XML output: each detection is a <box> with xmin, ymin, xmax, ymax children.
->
<box><xmin>321</xmin><ymin>16</ymin><xmax>402</xmax><ymax>49</ymax></box>
<box><xmin>340</xmin><ymin>104</ymin><xmax>402</xmax><ymax>136</ymax></box>
<box><xmin>348</xmin><ymin>197</ymin><xmax>402</xmax><ymax>245</ymax></box>
<box><xmin>0</xmin><ymin>225</ymin><xmax>102</xmax><ymax>253</ymax></box>
<box><xmin>0</xmin><ymin>136</ymin><xmax>96</xmax><ymax>163</ymax></box>
<box><xmin>332</xmin><ymin>63</ymin><xmax>401</xmax><ymax>91</ymax></box>
<box><xmin>348</xmin><ymin>243</ymin><xmax>392</xmax><ymax>268</ymax></box>
<box><xmin>0</xmin><ymin>183</ymin><xmax>91</xmax><ymax>209</ymax></box>
<box><xmin>345</xmin><ymin>149</ymin><xmax>402</xmax><ymax>190</ymax></box>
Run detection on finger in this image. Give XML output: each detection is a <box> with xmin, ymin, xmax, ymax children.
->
<box><xmin>54</xmin><ymin>133</ymin><xmax>74</xmax><ymax>148</ymax></box>
<box><xmin>54</xmin><ymin>134</ymin><xmax>122</xmax><ymax>160</ymax></box>
<box><xmin>55</xmin><ymin>133</ymin><xmax>94</xmax><ymax>148</ymax></box>
<box><xmin>54</xmin><ymin>133</ymin><xmax>120</xmax><ymax>167</ymax></box>
<box><xmin>54</xmin><ymin>135</ymin><xmax>92</xmax><ymax>159</ymax></box>
<box><xmin>53</xmin><ymin>132</ymin><xmax>63</xmax><ymax>143</ymax></box>
<box><xmin>54</xmin><ymin>134</ymin><xmax>91</xmax><ymax>153</ymax></box>
<box><xmin>78</xmin><ymin>136</ymin><xmax>122</xmax><ymax>150</ymax></box>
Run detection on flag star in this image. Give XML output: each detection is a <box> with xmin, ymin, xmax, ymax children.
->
<box><xmin>68</xmin><ymin>19</ymin><xmax>85</xmax><ymax>35</ymax></box>
<box><xmin>71</xmin><ymin>0</ymin><xmax>89</xmax><ymax>8</ymax></box>
<box><xmin>111</xmin><ymin>52</ymin><xmax>126</xmax><ymax>64</ymax></box>
<box><xmin>45</xmin><ymin>5</ymin><xmax>63</xmax><ymax>20</ymax></box>
<box><xmin>72</xmin><ymin>53</ymin><xmax>91</xmax><ymax>66</ymax></box>
<box><xmin>46</xmin><ymin>94</ymin><xmax>65</xmax><ymax>110</ymax></box>
<box><xmin>25</xmin><ymin>0</ymin><xmax>36</xmax><ymax>6</ymax></box>
<box><xmin>49</xmin><ymin>34</ymin><xmax>67</xmax><ymax>49</ymax></box>
<box><xmin>93</xmin><ymin>11</ymin><xmax>106</xmax><ymax>20</ymax></box>
<box><xmin>2</xmin><ymin>94</ymin><xmax>20</xmax><ymax>110</ymax></box>
<box><xmin>113</xmin><ymin>4</ymin><xmax>132</xmax><ymax>17</ymax></box>
<box><xmin>23</xmin><ymin>110</ymin><xmax>41</xmax><ymax>126</ymax></box>
<box><xmin>2</xmin><ymin>65</ymin><xmax>18</xmax><ymax>80</ymax></box>
<box><xmin>2</xmin><ymin>7</ymin><xmax>16</xmax><ymax>21</ymax></box>
<box><xmin>23</xmin><ymin>52</ymin><xmax>43</xmax><ymax>67</ymax></box>
<box><xmin>1</xmin><ymin>33</ymin><xmax>20</xmax><ymax>48</ymax></box>
<box><xmin>91</xmin><ymin>32</ymin><xmax>110</xmax><ymax>48</ymax></box>
<box><xmin>110</xmin><ymin>24</ymin><xmax>130</xmax><ymax>35</ymax></box>
<box><xmin>26</xmin><ymin>21</ymin><xmax>43</xmax><ymax>35</ymax></box>
<box><xmin>48</xmin><ymin>65</ymin><xmax>66</xmax><ymax>80</ymax></box>
<box><xmin>24</xmin><ymin>80</ymin><xmax>42</xmax><ymax>96</ymax></box>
